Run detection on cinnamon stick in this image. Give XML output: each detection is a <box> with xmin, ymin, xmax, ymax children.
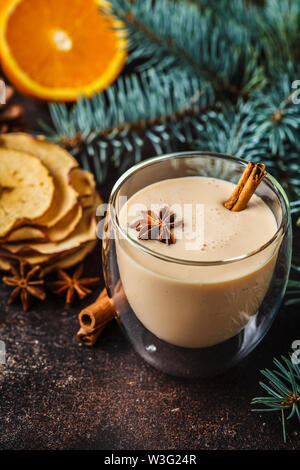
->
<box><xmin>77</xmin><ymin>281</ymin><xmax>127</xmax><ymax>346</ymax></box>
<box><xmin>79</xmin><ymin>288</ymin><xmax>114</xmax><ymax>332</ymax></box>
<box><xmin>77</xmin><ymin>325</ymin><xmax>105</xmax><ymax>347</ymax></box>
<box><xmin>224</xmin><ymin>161</ymin><xmax>267</xmax><ymax>211</ymax></box>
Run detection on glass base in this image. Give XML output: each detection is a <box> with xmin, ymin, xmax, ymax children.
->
<box><xmin>116</xmin><ymin>308</ymin><xmax>261</xmax><ymax>378</ymax></box>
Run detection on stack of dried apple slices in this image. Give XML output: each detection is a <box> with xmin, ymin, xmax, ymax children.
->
<box><xmin>0</xmin><ymin>133</ymin><xmax>100</xmax><ymax>275</ymax></box>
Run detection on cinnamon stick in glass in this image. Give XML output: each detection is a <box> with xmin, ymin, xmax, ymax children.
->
<box><xmin>224</xmin><ymin>161</ymin><xmax>267</xmax><ymax>212</ymax></box>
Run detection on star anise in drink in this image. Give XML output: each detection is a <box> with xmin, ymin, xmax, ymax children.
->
<box><xmin>131</xmin><ymin>206</ymin><xmax>180</xmax><ymax>245</ymax></box>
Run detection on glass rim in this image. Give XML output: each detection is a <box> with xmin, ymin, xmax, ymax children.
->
<box><xmin>109</xmin><ymin>151</ymin><xmax>290</xmax><ymax>266</ymax></box>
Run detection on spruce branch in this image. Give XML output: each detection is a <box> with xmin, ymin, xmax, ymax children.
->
<box><xmin>40</xmin><ymin>68</ymin><xmax>215</xmax><ymax>182</ymax></box>
<box><xmin>251</xmin><ymin>74</ymin><xmax>300</xmax><ymax>156</ymax></box>
<box><xmin>251</xmin><ymin>355</ymin><xmax>300</xmax><ymax>442</ymax></box>
<box><xmin>193</xmin><ymin>75</ymin><xmax>300</xmax><ymax>200</ymax></box>
<box><xmin>285</xmin><ymin>280</ymin><xmax>300</xmax><ymax>306</ymax></box>
<box><xmin>193</xmin><ymin>100</ymin><xmax>269</xmax><ymax>161</ymax></box>
<box><xmin>256</xmin><ymin>0</ymin><xmax>300</xmax><ymax>76</ymax></box>
<box><xmin>108</xmin><ymin>0</ymin><xmax>267</xmax><ymax>97</ymax></box>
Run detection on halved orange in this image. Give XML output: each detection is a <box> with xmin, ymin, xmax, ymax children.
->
<box><xmin>0</xmin><ymin>0</ymin><xmax>127</xmax><ymax>101</ymax></box>
<box><xmin>0</xmin><ymin>0</ymin><xmax>11</xmax><ymax>15</ymax></box>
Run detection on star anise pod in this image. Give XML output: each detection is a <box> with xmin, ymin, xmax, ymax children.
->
<box><xmin>131</xmin><ymin>206</ymin><xmax>180</xmax><ymax>245</ymax></box>
<box><xmin>2</xmin><ymin>259</ymin><xmax>46</xmax><ymax>311</ymax></box>
<box><xmin>0</xmin><ymin>78</ymin><xmax>25</xmax><ymax>133</ymax></box>
<box><xmin>48</xmin><ymin>264</ymin><xmax>100</xmax><ymax>304</ymax></box>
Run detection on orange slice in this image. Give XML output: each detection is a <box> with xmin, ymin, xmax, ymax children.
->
<box><xmin>0</xmin><ymin>0</ymin><xmax>127</xmax><ymax>101</ymax></box>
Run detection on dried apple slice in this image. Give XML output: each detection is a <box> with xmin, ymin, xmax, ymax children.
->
<box><xmin>46</xmin><ymin>203</ymin><xmax>83</xmax><ymax>242</ymax></box>
<box><xmin>69</xmin><ymin>167</ymin><xmax>95</xmax><ymax>197</ymax></box>
<box><xmin>4</xmin><ymin>226</ymin><xmax>47</xmax><ymax>242</ymax></box>
<box><xmin>0</xmin><ymin>148</ymin><xmax>54</xmax><ymax>237</ymax></box>
<box><xmin>44</xmin><ymin>170</ymin><xmax>96</xmax><ymax>241</ymax></box>
<box><xmin>40</xmin><ymin>241</ymin><xmax>97</xmax><ymax>276</ymax></box>
<box><xmin>0</xmin><ymin>133</ymin><xmax>79</xmax><ymax>227</ymax></box>
<box><xmin>69</xmin><ymin>167</ymin><xmax>96</xmax><ymax>208</ymax></box>
<box><xmin>0</xmin><ymin>248</ymin><xmax>57</xmax><ymax>265</ymax></box>
<box><xmin>0</xmin><ymin>256</ymin><xmax>11</xmax><ymax>270</ymax></box>
<box><xmin>1</xmin><ymin>205</ymin><xmax>82</xmax><ymax>243</ymax></box>
<box><xmin>0</xmin><ymin>244</ymin><xmax>83</xmax><ymax>268</ymax></box>
<box><xmin>1</xmin><ymin>192</ymin><xmax>101</xmax><ymax>272</ymax></box>
<box><xmin>45</xmin><ymin>169</ymin><xmax>98</xmax><ymax>241</ymax></box>
<box><xmin>3</xmin><ymin>196</ymin><xmax>84</xmax><ymax>243</ymax></box>
<box><xmin>3</xmin><ymin>205</ymin><xmax>97</xmax><ymax>255</ymax></box>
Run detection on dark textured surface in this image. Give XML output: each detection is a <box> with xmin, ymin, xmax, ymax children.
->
<box><xmin>0</xmin><ymin>95</ymin><xmax>299</xmax><ymax>451</ymax></box>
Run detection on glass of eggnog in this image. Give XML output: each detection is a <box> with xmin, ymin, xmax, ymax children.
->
<box><xmin>102</xmin><ymin>152</ymin><xmax>292</xmax><ymax>377</ymax></box>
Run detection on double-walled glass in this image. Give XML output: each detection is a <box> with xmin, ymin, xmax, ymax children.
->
<box><xmin>102</xmin><ymin>152</ymin><xmax>292</xmax><ymax>377</ymax></box>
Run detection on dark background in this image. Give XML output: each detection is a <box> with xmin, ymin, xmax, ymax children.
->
<box><xmin>0</xmin><ymin>94</ymin><xmax>299</xmax><ymax>451</ymax></box>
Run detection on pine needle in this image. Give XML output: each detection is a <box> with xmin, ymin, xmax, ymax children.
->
<box><xmin>251</xmin><ymin>356</ymin><xmax>300</xmax><ymax>443</ymax></box>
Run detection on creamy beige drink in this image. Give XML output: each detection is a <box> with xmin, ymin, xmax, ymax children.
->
<box><xmin>116</xmin><ymin>176</ymin><xmax>278</xmax><ymax>348</ymax></box>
